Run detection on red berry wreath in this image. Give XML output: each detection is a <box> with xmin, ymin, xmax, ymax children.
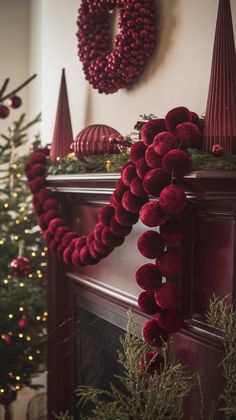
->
<box><xmin>77</xmin><ymin>0</ymin><xmax>156</xmax><ymax>94</ymax></box>
<box><xmin>25</xmin><ymin>106</ymin><xmax>202</xmax><ymax>347</ymax></box>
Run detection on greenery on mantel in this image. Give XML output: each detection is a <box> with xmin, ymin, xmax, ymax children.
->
<box><xmin>47</xmin><ymin>148</ymin><xmax>236</xmax><ymax>177</ymax></box>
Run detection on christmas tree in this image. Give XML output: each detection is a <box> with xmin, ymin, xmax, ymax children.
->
<box><xmin>0</xmin><ymin>77</ymin><xmax>47</xmax><ymax>417</ymax></box>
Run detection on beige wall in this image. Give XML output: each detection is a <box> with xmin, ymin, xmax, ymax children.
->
<box><xmin>29</xmin><ymin>0</ymin><xmax>236</xmax><ymax>144</ymax></box>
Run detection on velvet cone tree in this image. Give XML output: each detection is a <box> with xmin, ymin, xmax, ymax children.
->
<box><xmin>0</xmin><ymin>77</ymin><xmax>46</xmax><ymax>418</ymax></box>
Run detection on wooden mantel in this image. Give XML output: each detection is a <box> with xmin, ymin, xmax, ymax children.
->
<box><xmin>46</xmin><ymin>171</ymin><xmax>236</xmax><ymax>419</ymax></box>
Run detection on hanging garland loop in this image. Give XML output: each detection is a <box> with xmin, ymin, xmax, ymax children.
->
<box><xmin>77</xmin><ymin>0</ymin><xmax>156</xmax><ymax>94</ymax></box>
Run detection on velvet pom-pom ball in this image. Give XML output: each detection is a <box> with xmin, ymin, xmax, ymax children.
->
<box><xmin>138</xmin><ymin>290</ymin><xmax>162</xmax><ymax>314</ymax></box>
<box><xmin>109</xmin><ymin>217</ymin><xmax>132</xmax><ymax>237</ymax></box>
<box><xmin>154</xmin><ymin>282</ymin><xmax>181</xmax><ymax>310</ymax></box>
<box><xmin>115</xmin><ymin>178</ymin><xmax>128</xmax><ymax>195</ymax></box>
<box><xmin>31</xmin><ymin>163</ymin><xmax>47</xmax><ymax>178</ymax></box>
<box><xmin>139</xmin><ymin>351</ymin><xmax>164</xmax><ymax>376</ymax></box>
<box><xmin>101</xmin><ymin>226</ymin><xmax>125</xmax><ymax>247</ymax></box>
<box><xmin>80</xmin><ymin>246</ymin><xmax>96</xmax><ymax>265</ymax></box>
<box><xmin>115</xmin><ymin>204</ymin><xmax>139</xmax><ymax>226</ymax></box>
<box><xmin>156</xmin><ymin>250</ymin><xmax>182</xmax><ymax>278</ymax></box>
<box><xmin>42</xmin><ymin>198</ymin><xmax>59</xmax><ymax>212</ymax></box>
<box><xmin>162</xmin><ymin>149</ymin><xmax>191</xmax><ymax>177</ymax></box>
<box><xmin>44</xmin><ymin>210</ymin><xmax>61</xmax><ymax>224</ymax></box>
<box><xmin>136</xmin><ymin>158</ymin><xmax>149</xmax><ymax>179</ymax></box>
<box><xmin>54</xmin><ymin>226</ymin><xmax>70</xmax><ymax>242</ymax></box>
<box><xmin>130</xmin><ymin>177</ymin><xmax>147</xmax><ymax>198</ymax></box>
<box><xmin>159</xmin><ymin>185</ymin><xmax>186</xmax><ymax>215</ymax></box>
<box><xmin>160</xmin><ymin>218</ymin><xmax>185</xmax><ymax>245</ymax></box>
<box><xmin>121</xmin><ymin>164</ymin><xmax>137</xmax><ymax>186</ymax></box>
<box><xmin>175</xmin><ymin>122</ymin><xmax>202</xmax><ymax>149</ymax></box>
<box><xmin>31</xmin><ymin>152</ymin><xmax>47</xmax><ymax>164</ymax></box>
<box><xmin>145</xmin><ymin>145</ymin><xmax>162</xmax><ymax>169</ymax></box>
<box><xmin>141</xmin><ymin>118</ymin><xmax>166</xmax><ymax>146</ymax></box>
<box><xmin>98</xmin><ymin>205</ymin><xmax>115</xmax><ymax>226</ymax></box>
<box><xmin>62</xmin><ymin>247</ymin><xmax>73</xmax><ymax>265</ymax></box>
<box><xmin>139</xmin><ymin>201</ymin><xmax>168</xmax><ymax>227</ymax></box>
<box><xmin>42</xmin><ymin>230</ymin><xmax>53</xmax><ymax>243</ymax></box>
<box><xmin>94</xmin><ymin>223</ymin><xmax>104</xmax><ymax>242</ymax></box>
<box><xmin>137</xmin><ymin>230</ymin><xmax>165</xmax><ymax>259</ymax></box>
<box><xmin>37</xmin><ymin>189</ymin><xmax>53</xmax><ymax>202</ymax></box>
<box><xmin>142</xmin><ymin>318</ymin><xmax>168</xmax><ymax>347</ymax></box>
<box><xmin>48</xmin><ymin>218</ymin><xmax>65</xmax><ymax>233</ymax></box>
<box><xmin>153</xmin><ymin>131</ymin><xmax>177</xmax><ymax>156</ymax></box>
<box><xmin>156</xmin><ymin>309</ymin><xmax>185</xmax><ymax>333</ymax></box>
<box><xmin>165</xmin><ymin>106</ymin><xmax>190</xmax><ymax>132</ymax></box>
<box><xmin>122</xmin><ymin>190</ymin><xmax>147</xmax><ymax>214</ymax></box>
<box><xmin>130</xmin><ymin>141</ymin><xmax>147</xmax><ymax>162</ymax></box>
<box><xmin>143</xmin><ymin>169</ymin><xmax>171</xmax><ymax>197</ymax></box>
<box><xmin>61</xmin><ymin>232</ymin><xmax>78</xmax><ymax>248</ymax></box>
<box><xmin>136</xmin><ymin>263</ymin><xmax>162</xmax><ymax>290</ymax></box>
<box><xmin>189</xmin><ymin>111</ymin><xmax>200</xmax><ymax>126</ymax></box>
<box><xmin>93</xmin><ymin>239</ymin><xmax>114</xmax><ymax>257</ymax></box>
<box><xmin>28</xmin><ymin>176</ymin><xmax>45</xmax><ymax>193</ymax></box>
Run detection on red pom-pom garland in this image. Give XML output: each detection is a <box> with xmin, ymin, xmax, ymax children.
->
<box><xmin>26</xmin><ymin>108</ymin><xmax>201</xmax><ymax>347</ymax></box>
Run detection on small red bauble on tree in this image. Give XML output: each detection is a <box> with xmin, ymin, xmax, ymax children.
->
<box><xmin>18</xmin><ymin>318</ymin><xmax>28</xmax><ymax>330</ymax></box>
<box><xmin>0</xmin><ymin>104</ymin><xmax>10</xmax><ymax>118</ymax></box>
<box><xmin>8</xmin><ymin>95</ymin><xmax>22</xmax><ymax>108</ymax></box>
<box><xmin>1</xmin><ymin>334</ymin><xmax>14</xmax><ymax>346</ymax></box>
<box><xmin>212</xmin><ymin>144</ymin><xmax>225</xmax><ymax>156</ymax></box>
<box><xmin>10</xmin><ymin>257</ymin><xmax>31</xmax><ymax>277</ymax></box>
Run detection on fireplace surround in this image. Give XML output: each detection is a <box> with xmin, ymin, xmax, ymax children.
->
<box><xmin>46</xmin><ymin>171</ymin><xmax>236</xmax><ymax>419</ymax></box>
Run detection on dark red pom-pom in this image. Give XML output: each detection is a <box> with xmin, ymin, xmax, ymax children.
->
<box><xmin>44</xmin><ymin>210</ymin><xmax>61</xmax><ymax>224</ymax></box>
<box><xmin>138</xmin><ymin>290</ymin><xmax>162</xmax><ymax>314</ymax></box>
<box><xmin>80</xmin><ymin>246</ymin><xmax>96</xmax><ymax>265</ymax></box>
<box><xmin>63</xmin><ymin>247</ymin><xmax>73</xmax><ymax>265</ymax></box>
<box><xmin>101</xmin><ymin>226</ymin><xmax>125</xmax><ymax>247</ymax></box>
<box><xmin>42</xmin><ymin>230</ymin><xmax>53</xmax><ymax>243</ymax></box>
<box><xmin>143</xmin><ymin>169</ymin><xmax>171</xmax><ymax>197</ymax></box>
<box><xmin>130</xmin><ymin>141</ymin><xmax>147</xmax><ymax>162</ymax></box>
<box><xmin>165</xmin><ymin>106</ymin><xmax>190</xmax><ymax>132</ymax></box>
<box><xmin>122</xmin><ymin>190</ymin><xmax>147</xmax><ymax>214</ymax></box>
<box><xmin>93</xmin><ymin>239</ymin><xmax>114</xmax><ymax>256</ymax></box>
<box><xmin>137</xmin><ymin>230</ymin><xmax>165</xmax><ymax>259</ymax></box>
<box><xmin>86</xmin><ymin>232</ymin><xmax>94</xmax><ymax>246</ymax></box>
<box><xmin>139</xmin><ymin>201</ymin><xmax>168</xmax><ymax>227</ymax></box>
<box><xmin>154</xmin><ymin>282</ymin><xmax>181</xmax><ymax>310</ymax></box>
<box><xmin>31</xmin><ymin>163</ymin><xmax>47</xmax><ymax>178</ymax></box>
<box><xmin>162</xmin><ymin>149</ymin><xmax>191</xmax><ymax>177</ymax></box>
<box><xmin>153</xmin><ymin>131</ymin><xmax>177</xmax><ymax>156</ymax></box>
<box><xmin>159</xmin><ymin>185</ymin><xmax>186</xmax><ymax>215</ymax></box>
<box><xmin>145</xmin><ymin>145</ymin><xmax>162</xmax><ymax>169</ymax></box>
<box><xmin>28</xmin><ymin>177</ymin><xmax>45</xmax><ymax>193</ymax></box>
<box><xmin>109</xmin><ymin>217</ymin><xmax>132</xmax><ymax>237</ymax></box>
<box><xmin>156</xmin><ymin>309</ymin><xmax>185</xmax><ymax>333</ymax></box>
<box><xmin>48</xmin><ymin>218</ymin><xmax>66</xmax><ymax>233</ymax></box>
<box><xmin>115</xmin><ymin>204</ymin><xmax>139</xmax><ymax>226</ymax></box>
<box><xmin>136</xmin><ymin>158</ymin><xmax>149</xmax><ymax>179</ymax></box>
<box><xmin>156</xmin><ymin>250</ymin><xmax>182</xmax><ymax>277</ymax></box>
<box><xmin>43</xmin><ymin>198</ymin><xmax>59</xmax><ymax>212</ymax></box>
<box><xmin>31</xmin><ymin>152</ymin><xmax>47</xmax><ymax>164</ymax></box>
<box><xmin>136</xmin><ymin>263</ymin><xmax>162</xmax><ymax>290</ymax></box>
<box><xmin>115</xmin><ymin>178</ymin><xmax>129</xmax><ymax>194</ymax></box>
<box><xmin>98</xmin><ymin>205</ymin><xmax>115</xmax><ymax>226</ymax></box>
<box><xmin>71</xmin><ymin>248</ymin><xmax>82</xmax><ymax>266</ymax></box>
<box><xmin>175</xmin><ymin>122</ymin><xmax>202</xmax><ymax>149</ymax></box>
<box><xmin>61</xmin><ymin>232</ymin><xmax>78</xmax><ymax>248</ymax></box>
<box><xmin>139</xmin><ymin>351</ymin><xmax>164</xmax><ymax>376</ymax></box>
<box><xmin>37</xmin><ymin>189</ymin><xmax>53</xmax><ymax>202</ymax></box>
<box><xmin>189</xmin><ymin>111</ymin><xmax>200</xmax><ymax>126</ymax></box>
<box><xmin>142</xmin><ymin>318</ymin><xmax>168</xmax><ymax>347</ymax></box>
<box><xmin>54</xmin><ymin>226</ymin><xmax>70</xmax><ymax>242</ymax></box>
<box><xmin>160</xmin><ymin>218</ymin><xmax>185</xmax><ymax>245</ymax></box>
<box><xmin>94</xmin><ymin>223</ymin><xmax>105</xmax><ymax>242</ymax></box>
<box><xmin>130</xmin><ymin>177</ymin><xmax>147</xmax><ymax>198</ymax></box>
<box><xmin>141</xmin><ymin>119</ymin><xmax>166</xmax><ymax>146</ymax></box>
<box><xmin>38</xmin><ymin>214</ymin><xmax>47</xmax><ymax>230</ymax></box>
<box><xmin>121</xmin><ymin>164</ymin><xmax>137</xmax><ymax>186</ymax></box>
<box><xmin>74</xmin><ymin>236</ymin><xmax>87</xmax><ymax>252</ymax></box>
<box><xmin>88</xmin><ymin>242</ymin><xmax>102</xmax><ymax>260</ymax></box>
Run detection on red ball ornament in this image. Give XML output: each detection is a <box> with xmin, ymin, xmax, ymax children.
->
<box><xmin>121</xmin><ymin>164</ymin><xmax>137</xmax><ymax>186</ymax></box>
<box><xmin>0</xmin><ymin>104</ymin><xmax>10</xmax><ymax>118</ymax></box>
<box><xmin>165</xmin><ymin>106</ymin><xmax>190</xmax><ymax>132</ymax></box>
<box><xmin>153</xmin><ymin>131</ymin><xmax>177</xmax><ymax>156</ymax></box>
<box><xmin>137</xmin><ymin>230</ymin><xmax>165</xmax><ymax>259</ymax></box>
<box><xmin>174</xmin><ymin>122</ymin><xmax>202</xmax><ymax>149</ymax></box>
<box><xmin>139</xmin><ymin>201</ymin><xmax>168</xmax><ymax>227</ymax></box>
<box><xmin>18</xmin><ymin>318</ymin><xmax>28</xmax><ymax>330</ymax></box>
<box><xmin>130</xmin><ymin>141</ymin><xmax>147</xmax><ymax>162</ymax></box>
<box><xmin>212</xmin><ymin>144</ymin><xmax>225</xmax><ymax>156</ymax></box>
<box><xmin>162</xmin><ymin>149</ymin><xmax>192</xmax><ymax>177</ymax></box>
<box><xmin>1</xmin><ymin>334</ymin><xmax>14</xmax><ymax>346</ymax></box>
<box><xmin>143</xmin><ymin>169</ymin><xmax>171</xmax><ymax>197</ymax></box>
<box><xmin>156</xmin><ymin>250</ymin><xmax>182</xmax><ymax>278</ymax></box>
<box><xmin>156</xmin><ymin>310</ymin><xmax>185</xmax><ymax>333</ymax></box>
<box><xmin>136</xmin><ymin>263</ymin><xmax>162</xmax><ymax>290</ymax></box>
<box><xmin>154</xmin><ymin>282</ymin><xmax>181</xmax><ymax>310</ymax></box>
<box><xmin>141</xmin><ymin>119</ymin><xmax>166</xmax><ymax>146</ymax></box>
<box><xmin>136</xmin><ymin>158</ymin><xmax>149</xmax><ymax>179</ymax></box>
<box><xmin>160</xmin><ymin>218</ymin><xmax>185</xmax><ymax>245</ymax></box>
<box><xmin>138</xmin><ymin>290</ymin><xmax>161</xmax><ymax>315</ymax></box>
<box><xmin>110</xmin><ymin>218</ymin><xmax>132</xmax><ymax>237</ymax></box>
<box><xmin>139</xmin><ymin>351</ymin><xmax>164</xmax><ymax>376</ymax></box>
<box><xmin>8</xmin><ymin>95</ymin><xmax>22</xmax><ymax>108</ymax></box>
<box><xmin>122</xmin><ymin>190</ymin><xmax>147</xmax><ymax>214</ymax></box>
<box><xmin>142</xmin><ymin>318</ymin><xmax>168</xmax><ymax>347</ymax></box>
<box><xmin>145</xmin><ymin>145</ymin><xmax>162</xmax><ymax>169</ymax></box>
<box><xmin>115</xmin><ymin>204</ymin><xmax>139</xmax><ymax>226</ymax></box>
<box><xmin>98</xmin><ymin>205</ymin><xmax>115</xmax><ymax>226</ymax></box>
<box><xmin>130</xmin><ymin>177</ymin><xmax>147</xmax><ymax>198</ymax></box>
<box><xmin>159</xmin><ymin>185</ymin><xmax>186</xmax><ymax>215</ymax></box>
<box><xmin>11</xmin><ymin>257</ymin><xmax>31</xmax><ymax>277</ymax></box>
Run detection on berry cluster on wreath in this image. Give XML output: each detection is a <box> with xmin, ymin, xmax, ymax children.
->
<box><xmin>25</xmin><ymin>106</ymin><xmax>203</xmax><ymax>355</ymax></box>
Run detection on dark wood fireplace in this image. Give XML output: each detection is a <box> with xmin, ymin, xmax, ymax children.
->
<box><xmin>46</xmin><ymin>171</ymin><xmax>236</xmax><ymax>419</ymax></box>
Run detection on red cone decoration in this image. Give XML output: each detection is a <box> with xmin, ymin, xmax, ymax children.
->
<box><xmin>204</xmin><ymin>0</ymin><xmax>236</xmax><ymax>153</ymax></box>
<box><xmin>50</xmin><ymin>69</ymin><xmax>73</xmax><ymax>163</ymax></box>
